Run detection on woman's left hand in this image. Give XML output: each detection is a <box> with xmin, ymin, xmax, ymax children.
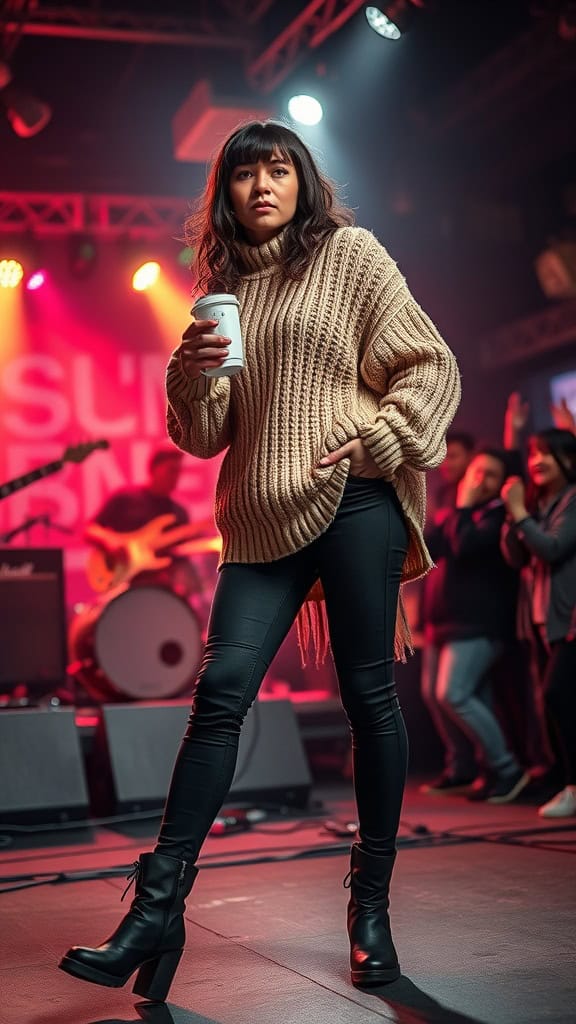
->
<box><xmin>319</xmin><ymin>438</ymin><xmax>384</xmax><ymax>478</ymax></box>
<box><xmin>501</xmin><ymin>476</ymin><xmax>528</xmax><ymax>521</ymax></box>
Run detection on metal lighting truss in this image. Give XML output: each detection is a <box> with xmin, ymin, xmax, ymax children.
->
<box><xmin>0</xmin><ymin>4</ymin><xmax>251</xmax><ymax>50</ymax></box>
<box><xmin>0</xmin><ymin>192</ymin><xmax>191</xmax><ymax>239</ymax></box>
<box><xmin>2</xmin><ymin>1</ymin><xmax>369</xmax><ymax>92</ymax></box>
<box><xmin>247</xmin><ymin>0</ymin><xmax>367</xmax><ymax>92</ymax></box>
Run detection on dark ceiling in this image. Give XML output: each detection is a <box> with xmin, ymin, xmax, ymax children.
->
<box><xmin>1</xmin><ymin>0</ymin><xmax>574</xmax><ymax>203</ymax></box>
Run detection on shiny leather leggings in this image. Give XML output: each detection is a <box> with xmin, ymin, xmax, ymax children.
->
<box><xmin>156</xmin><ymin>476</ymin><xmax>410</xmax><ymax>862</ymax></box>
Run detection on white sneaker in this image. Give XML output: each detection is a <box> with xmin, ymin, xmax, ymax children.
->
<box><xmin>538</xmin><ymin>786</ymin><xmax>576</xmax><ymax>818</ymax></box>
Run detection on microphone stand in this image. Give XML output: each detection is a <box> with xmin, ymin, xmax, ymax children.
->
<box><xmin>0</xmin><ymin>513</ymin><xmax>74</xmax><ymax>543</ymax></box>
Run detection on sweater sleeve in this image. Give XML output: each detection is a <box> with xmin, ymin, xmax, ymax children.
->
<box><xmin>165</xmin><ymin>349</ymin><xmax>232</xmax><ymax>460</ymax></box>
<box><xmin>354</xmin><ymin>233</ymin><xmax>461</xmax><ymax>478</ymax></box>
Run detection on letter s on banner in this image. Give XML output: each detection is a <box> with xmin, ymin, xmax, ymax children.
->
<box><xmin>1</xmin><ymin>356</ymin><xmax>70</xmax><ymax>438</ymax></box>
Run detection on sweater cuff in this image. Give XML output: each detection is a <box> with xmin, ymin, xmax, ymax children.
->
<box><xmin>166</xmin><ymin>352</ymin><xmax>226</xmax><ymax>403</ymax></box>
<box><xmin>357</xmin><ymin>421</ymin><xmax>403</xmax><ymax>478</ymax></box>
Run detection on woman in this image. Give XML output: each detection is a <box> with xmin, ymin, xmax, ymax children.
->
<box><xmin>501</xmin><ymin>428</ymin><xmax>576</xmax><ymax>819</ymax></box>
<box><xmin>60</xmin><ymin>121</ymin><xmax>460</xmax><ymax>998</ymax></box>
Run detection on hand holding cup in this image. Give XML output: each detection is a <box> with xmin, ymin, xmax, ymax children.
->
<box><xmin>179</xmin><ymin>319</ymin><xmax>230</xmax><ymax>380</ymax></box>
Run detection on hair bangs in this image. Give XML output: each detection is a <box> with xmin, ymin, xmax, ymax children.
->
<box><xmin>222</xmin><ymin>123</ymin><xmax>295</xmax><ymax>174</ymax></box>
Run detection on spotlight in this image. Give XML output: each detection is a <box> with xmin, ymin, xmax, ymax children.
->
<box><xmin>26</xmin><ymin>270</ymin><xmax>47</xmax><ymax>291</ymax></box>
<box><xmin>132</xmin><ymin>261</ymin><xmax>161</xmax><ymax>291</ymax></box>
<box><xmin>365</xmin><ymin>6</ymin><xmax>401</xmax><ymax>38</ymax></box>
<box><xmin>365</xmin><ymin>1</ymin><xmax>423</xmax><ymax>39</ymax></box>
<box><xmin>288</xmin><ymin>95</ymin><xmax>323</xmax><ymax>126</ymax></box>
<box><xmin>0</xmin><ymin>259</ymin><xmax>24</xmax><ymax>288</ymax></box>
<box><xmin>0</xmin><ymin>60</ymin><xmax>52</xmax><ymax>138</ymax></box>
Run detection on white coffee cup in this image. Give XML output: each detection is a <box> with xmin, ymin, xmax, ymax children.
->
<box><xmin>192</xmin><ymin>293</ymin><xmax>243</xmax><ymax>378</ymax></box>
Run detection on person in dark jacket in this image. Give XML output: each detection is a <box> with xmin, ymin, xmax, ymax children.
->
<box><xmin>421</xmin><ymin>448</ymin><xmax>530</xmax><ymax>803</ymax></box>
<box><xmin>501</xmin><ymin>428</ymin><xmax>576</xmax><ymax>819</ymax></box>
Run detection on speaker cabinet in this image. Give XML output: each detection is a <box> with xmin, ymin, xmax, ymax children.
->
<box><xmin>93</xmin><ymin>698</ymin><xmax>312</xmax><ymax>814</ymax></box>
<box><xmin>0</xmin><ymin>547</ymin><xmax>67</xmax><ymax>693</ymax></box>
<box><xmin>0</xmin><ymin>708</ymin><xmax>89</xmax><ymax>824</ymax></box>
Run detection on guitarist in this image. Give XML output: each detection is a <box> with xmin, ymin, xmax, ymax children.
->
<box><xmin>86</xmin><ymin>447</ymin><xmax>201</xmax><ymax>597</ymax></box>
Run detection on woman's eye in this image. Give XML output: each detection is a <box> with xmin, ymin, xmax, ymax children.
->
<box><xmin>273</xmin><ymin>167</ymin><xmax>289</xmax><ymax>176</ymax></box>
<box><xmin>236</xmin><ymin>170</ymin><xmax>251</xmax><ymax>180</ymax></box>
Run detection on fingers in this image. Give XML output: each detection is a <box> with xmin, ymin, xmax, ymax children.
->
<box><xmin>179</xmin><ymin>320</ymin><xmax>230</xmax><ymax>377</ymax></box>
<box><xmin>319</xmin><ymin>442</ymin><xmax>351</xmax><ymax>466</ymax></box>
<box><xmin>181</xmin><ymin>318</ymin><xmax>218</xmax><ymax>340</ymax></box>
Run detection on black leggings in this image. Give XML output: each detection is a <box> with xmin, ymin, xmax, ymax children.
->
<box><xmin>155</xmin><ymin>476</ymin><xmax>410</xmax><ymax>862</ymax></box>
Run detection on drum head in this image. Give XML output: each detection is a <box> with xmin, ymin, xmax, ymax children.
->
<box><xmin>94</xmin><ymin>586</ymin><xmax>202</xmax><ymax>699</ymax></box>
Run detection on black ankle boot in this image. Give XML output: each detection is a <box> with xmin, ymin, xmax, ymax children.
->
<box><xmin>59</xmin><ymin>851</ymin><xmax>197</xmax><ymax>1001</ymax></box>
<box><xmin>345</xmin><ymin>844</ymin><xmax>400</xmax><ymax>987</ymax></box>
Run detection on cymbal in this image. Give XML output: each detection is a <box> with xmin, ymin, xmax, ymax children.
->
<box><xmin>173</xmin><ymin>535</ymin><xmax>222</xmax><ymax>555</ymax></box>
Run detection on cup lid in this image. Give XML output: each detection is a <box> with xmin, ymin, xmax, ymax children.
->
<box><xmin>193</xmin><ymin>293</ymin><xmax>238</xmax><ymax>309</ymax></box>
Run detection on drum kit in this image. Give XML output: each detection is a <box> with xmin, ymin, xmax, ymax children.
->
<box><xmin>68</xmin><ymin>527</ymin><xmax>221</xmax><ymax>703</ymax></box>
<box><xmin>1</xmin><ymin>447</ymin><xmax>219</xmax><ymax>706</ymax></box>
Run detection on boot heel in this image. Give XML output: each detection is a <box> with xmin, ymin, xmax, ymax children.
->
<box><xmin>132</xmin><ymin>948</ymin><xmax>183</xmax><ymax>1001</ymax></box>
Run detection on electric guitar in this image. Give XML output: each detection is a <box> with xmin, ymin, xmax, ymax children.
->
<box><xmin>86</xmin><ymin>514</ymin><xmax>218</xmax><ymax>592</ymax></box>
<box><xmin>0</xmin><ymin>440</ymin><xmax>109</xmax><ymax>501</ymax></box>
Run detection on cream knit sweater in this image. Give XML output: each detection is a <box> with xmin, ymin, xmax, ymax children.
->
<box><xmin>166</xmin><ymin>226</ymin><xmax>460</xmax><ymax>585</ymax></box>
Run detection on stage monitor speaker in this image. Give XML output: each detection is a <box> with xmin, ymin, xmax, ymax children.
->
<box><xmin>96</xmin><ymin>699</ymin><xmax>312</xmax><ymax>814</ymax></box>
<box><xmin>0</xmin><ymin>708</ymin><xmax>90</xmax><ymax>824</ymax></box>
<box><xmin>0</xmin><ymin>547</ymin><xmax>67</xmax><ymax>691</ymax></box>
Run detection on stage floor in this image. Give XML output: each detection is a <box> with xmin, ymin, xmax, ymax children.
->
<box><xmin>1</xmin><ymin>781</ymin><xmax>574</xmax><ymax>1024</ymax></box>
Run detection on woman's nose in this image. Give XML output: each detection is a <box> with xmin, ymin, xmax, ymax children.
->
<box><xmin>252</xmin><ymin>174</ymin><xmax>270</xmax><ymax>193</ymax></box>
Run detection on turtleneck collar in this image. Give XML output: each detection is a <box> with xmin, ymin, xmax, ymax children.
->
<box><xmin>238</xmin><ymin>229</ymin><xmax>286</xmax><ymax>277</ymax></box>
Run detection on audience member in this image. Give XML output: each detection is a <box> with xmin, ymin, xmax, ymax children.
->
<box><xmin>501</xmin><ymin>428</ymin><xmax>576</xmax><ymax>818</ymax></box>
<box><xmin>421</xmin><ymin>448</ymin><xmax>530</xmax><ymax>803</ymax></box>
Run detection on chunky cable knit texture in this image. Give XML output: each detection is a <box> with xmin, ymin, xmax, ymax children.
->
<box><xmin>166</xmin><ymin>226</ymin><xmax>460</xmax><ymax>586</ymax></box>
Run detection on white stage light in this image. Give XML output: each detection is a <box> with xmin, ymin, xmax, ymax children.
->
<box><xmin>288</xmin><ymin>95</ymin><xmax>323</xmax><ymax>126</ymax></box>
<box><xmin>365</xmin><ymin>6</ymin><xmax>402</xmax><ymax>39</ymax></box>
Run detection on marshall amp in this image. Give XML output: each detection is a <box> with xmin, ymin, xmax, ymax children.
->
<box><xmin>0</xmin><ymin>547</ymin><xmax>67</xmax><ymax>692</ymax></box>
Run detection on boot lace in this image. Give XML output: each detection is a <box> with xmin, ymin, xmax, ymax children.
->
<box><xmin>343</xmin><ymin>870</ymin><xmax>351</xmax><ymax>889</ymax></box>
<box><xmin>121</xmin><ymin>860</ymin><xmax>140</xmax><ymax>902</ymax></box>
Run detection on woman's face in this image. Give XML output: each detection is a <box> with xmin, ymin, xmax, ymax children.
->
<box><xmin>228</xmin><ymin>148</ymin><xmax>299</xmax><ymax>245</ymax></box>
<box><xmin>527</xmin><ymin>440</ymin><xmax>565</xmax><ymax>490</ymax></box>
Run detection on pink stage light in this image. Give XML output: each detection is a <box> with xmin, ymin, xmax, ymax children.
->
<box><xmin>26</xmin><ymin>269</ymin><xmax>47</xmax><ymax>291</ymax></box>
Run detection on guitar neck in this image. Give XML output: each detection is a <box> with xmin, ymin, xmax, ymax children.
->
<box><xmin>0</xmin><ymin>460</ymin><xmax>64</xmax><ymax>501</ymax></box>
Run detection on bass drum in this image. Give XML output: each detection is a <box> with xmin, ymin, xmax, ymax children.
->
<box><xmin>69</xmin><ymin>586</ymin><xmax>203</xmax><ymax>701</ymax></box>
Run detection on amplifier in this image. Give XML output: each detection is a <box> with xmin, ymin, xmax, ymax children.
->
<box><xmin>0</xmin><ymin>547</ymin><xmax>67</xmax><ymax>691</ymax></box>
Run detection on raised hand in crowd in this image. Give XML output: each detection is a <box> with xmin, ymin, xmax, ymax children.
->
<box><xmin>551</xmin><ymin>397</ymin><xmax>576</xmax><ymax>435</ymax></box>
<box><xmin>503</xmin><ymin>391</ymin><xmax>530</xmax><ymax>451</ymax></box>
<box><xmin>456</xmin><ymin>460</ymin><xmax>490</xmax><ymax>508</ymax></box>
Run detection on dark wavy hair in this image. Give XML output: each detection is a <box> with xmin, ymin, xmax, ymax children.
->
<box><xmin>184</xmin><ymin>120</ymin><xmax>354</xmax><ymax>294</ymax></box>
<box><xmin>526</xmin><ymin>427</ymin><xmax>576</xmax><ymax>507</ymax></box>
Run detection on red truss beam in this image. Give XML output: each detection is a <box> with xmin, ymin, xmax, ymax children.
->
<box><xmin>1</xmin><ymin>6</ymin><xmax>251</xmax><ymax>50</ymax></box>
<box><xmin>247</xmin><ymin>0</ymin><xmax>366</xmax><ymax>93</ymax></box>
<box><xmin>0</xmin><ymin>192</ymin><xmax>191</xmax><ymax>239</ymax></box>
<box><xmin>220</xmin><ymin>0</ymin><xmax>278</xmax><ymax>24</ymax></box>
